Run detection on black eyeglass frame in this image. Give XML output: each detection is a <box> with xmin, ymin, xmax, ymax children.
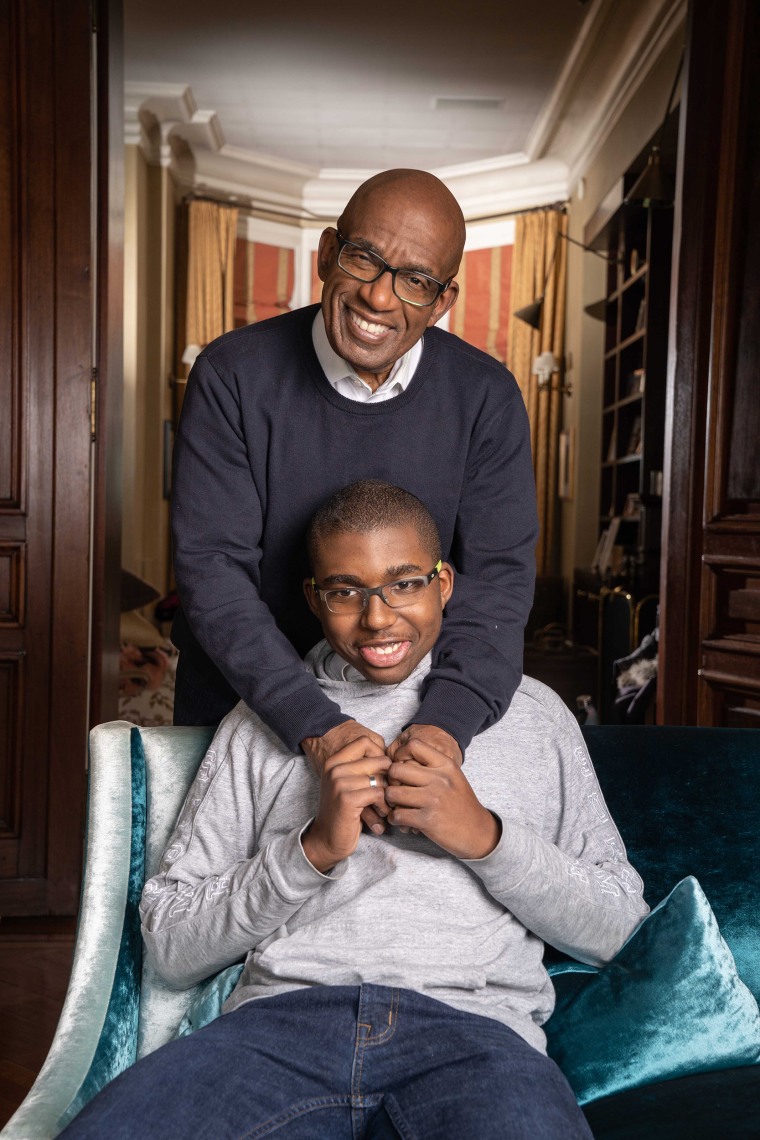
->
<box><xmin>334</xmin><ymin>231</ymin><xmax>451</xmax><ymax>308</ymax></box>
<box><xmin>311</xmin><ymin>561</ymin><xmax>443</xmax><ymax>614</ymax></box>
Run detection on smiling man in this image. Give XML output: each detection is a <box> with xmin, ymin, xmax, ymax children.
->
<box><xmin>171</xmin><ymin>169</ymin><xmax>538</xmax><ymax>800</ymax></box>
<box><xmin>63</xmin><ymin>481</ymin><xmax>646</xmax><ymax>1140</ymax></box>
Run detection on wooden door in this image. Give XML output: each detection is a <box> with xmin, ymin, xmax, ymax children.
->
<box><xmin>659</xmin><ymin>0</ymin><xmax>760</xmax><ymax>726</ymax></box>
<box><xmin>0</xmin><ymin>0</ymin><xmax>122</xmax><ymax>915</ymax></box>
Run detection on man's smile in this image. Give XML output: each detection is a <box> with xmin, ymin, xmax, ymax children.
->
<box><xmin>347</xmin><ymin>308</ymin><xmax>393</xmax><ymax>340</ymax></box>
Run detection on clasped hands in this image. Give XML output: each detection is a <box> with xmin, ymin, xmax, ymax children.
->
<box><xmin>301</xmin><ymin>721</ymin><xmax>500</xmax><ymax>874</ymax></box>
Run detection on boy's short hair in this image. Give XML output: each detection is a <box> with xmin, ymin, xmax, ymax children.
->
<box><xmin>307</xmin><ymin>480</ymin><xmax>442</xmax><ymax>569</ymax></box>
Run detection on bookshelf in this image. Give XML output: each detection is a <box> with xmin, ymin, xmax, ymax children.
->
<box><xmin>571</xmin><ymin>195</ymin><xmax>673</xmax><ymax>719</ymax></box>
<box><xmin>594</xmin><ymin>202</ymin><xmax>673</xmax><ymax>583</ymax></box>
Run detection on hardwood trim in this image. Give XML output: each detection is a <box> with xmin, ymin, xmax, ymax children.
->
<box><xmin>0</xmin><ymin>544</ymin><xmax>25</xmax><ymax>627</ymax></box>
<box><xmin>699</xmin><ymin>669</ymin><xmax>760</xmax><ymax>693</ymax></box>
<box><xmin>89</xmin><ymin>0</ymin><xmax>123</xmax><ymax>729</ymax></box>
<box><xmin>657</xmin><ymin>0</ymin><xmax>727</xmax><ymax>724</ymax></box>
<box><xmin>703</xmin><ymin>0</ymin><xmax>751</xmax><ymax>525</ymax></box>
<box><xmin>0</xmin><ymin>877</ymin><xmax>48</xmax><ymax>913</ymax></box>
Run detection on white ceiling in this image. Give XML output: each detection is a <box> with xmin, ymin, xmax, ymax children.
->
<box><xmin>124</xmin><ymin>0</ymin><xmax>686</xmax><ymax>221</ymax></box>
<box><xmin>124</xmin><ymin>0</ymin><xmax>590</xmax><ymax>171</ymax></box>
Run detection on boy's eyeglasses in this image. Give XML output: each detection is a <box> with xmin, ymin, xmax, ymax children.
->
<box><xmin>312</xmin><ymin>562</ymin><xmax>442</xmax><ymax>614</ymax></box>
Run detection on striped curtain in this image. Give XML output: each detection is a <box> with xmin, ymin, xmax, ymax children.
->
<box><xmin>450</xmin><ymin>246</ymin><xmax>513</xmax><ymax>362</ymax></box>
<box><xmin>183</xmin><ymin>200</ymin><xmax>239</xmax><ymax>350</ymax></box>
<box><xmin>507</xmin><ymin>209</ymin><xmax>568</xmax><ymax>575</ymax></box>
<box><xmin>311</xmin><ymin>251</ymin><xmax>322</xmax><ymax>304</ymax></box>
<box><xmin>234</xmin><ymin>240</ymin><xmax>295</xmax><ymax>326</ymax></box>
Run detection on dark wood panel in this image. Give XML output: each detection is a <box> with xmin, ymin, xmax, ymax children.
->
<box><xmin>89</xmin><ymin>0</ymin><xmax>124</xmax><ymax>728</ymax></box>
<box><xmin>0</xmin><ymin>544</ymin><xmax>25</xmax><ymax>626</ymax></box>
<box><xmin>45</xmin><ymin>0</ymin><xmax>93</xmax><ymax>913</ymax></box>
<box><xmin>0</xmin><ymin>879</ymin><xmax>48</xmax><ymax>914</ymax></box>
<box><xmin>0</xmin><ymin>0</ymin><xmax>120</xmax><ymax>916</ymax></box>
<box><xmin>0</xmin><ymin>654</ymin><xmax>23</xmax><ymax>852</ymax></box>
<box><xmin>659</xmin><ymin>0</ymin><xmax>760</xmax><ymax>725</ymax></box>
<box><xmin>699</xmin><ymin>671</ymin><xmax>760</xmax><ymax>729</ymax></box>
<box><xmin>657</xmin><ymin>0</ymin><xmax>726</xmax><ymax>724</ymax></box>
<box><xmin>726</xmin><ymin>5</ymin><xmax>760</xmax><ymax>503</ymax></box>
<box><xmin>0</xmin><ymin>1</ymin><xmax>21</xmax><ymax>512</ymax></box>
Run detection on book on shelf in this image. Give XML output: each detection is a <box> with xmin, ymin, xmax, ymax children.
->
<box><xmin>626</xmin><ymin>415</ymin><xmax>642</xmax><ymax>456</ymax></box>
<box><xmin>623</xmin><ymin>492</ymin><xmax>642</xmax><ymax>519</ymax></box>
<box><xmin>592</xmin><ymin>517</ymin><xmax>622</xmax><ymax>576</ymax></box>
<box><xmin>606</xmin><ymin>425</ymin><xmax>617</xmax><ymax>463</ymax></box>
<box><xmin>624</xmin><ymin>368</ymin><xmax>645</xmax><ymax>398</ymax></box>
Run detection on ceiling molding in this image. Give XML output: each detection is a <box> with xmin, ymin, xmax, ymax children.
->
<box><xmin>124</xmin><ymin>0</ymin><xmax>684</xmax><ymax>223</ymax></box>
<box><xmin>566</xmin><ymin>0</ymin><xmax>687</xmax><ymax>190</ymax></box>
<box><xmin>300</xmin><ymin>155</ymin><xmax>569</xmax><ymax>221</ymax></box>
<box><xmin>534</xmin><ymin>0</ymin><xmax>687</xmax><ymax>190</ymax></box>
<box><xmin>523</xmin><ymin>0</ymin><xmax>613</xmax><ymax>162</ymax></box>
<box><xmin>126</xmin><ymin>84</ymin><xmax>571</xmax><ymax>219</ymax></box>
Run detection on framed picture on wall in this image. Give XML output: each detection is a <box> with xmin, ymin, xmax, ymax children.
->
<box><xmin>558</xmin><ymin>428</ymin><xmax>574</xmax><ymax>500</ymax></box>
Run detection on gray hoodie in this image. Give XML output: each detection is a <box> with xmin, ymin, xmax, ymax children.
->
<box><xmin>141</xmin><ymin>645</ymin><xmax>647</xmax><ymax>1053</ymax></box>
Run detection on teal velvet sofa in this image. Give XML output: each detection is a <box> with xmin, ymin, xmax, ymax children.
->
<box><xmin>3</xmin><ymin>723</ymin><xmax>759</xmax><ymax>1139</ymax></box>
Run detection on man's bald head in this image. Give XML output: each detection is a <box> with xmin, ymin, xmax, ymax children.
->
<box><xmin>316</xmin><ymin>168</ymin><xmax>465</xmax><ymax>387</ymax></box>
<box><xmin>339</xmin><ymin>169</ymin><xmax>466</xmax><ymax>280</ymax></box>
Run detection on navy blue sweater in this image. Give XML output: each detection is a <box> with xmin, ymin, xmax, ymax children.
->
<box><xmin>171</xmin><ymin>305</ymin><xmax>538</xmax><ymax>752</ymax></box>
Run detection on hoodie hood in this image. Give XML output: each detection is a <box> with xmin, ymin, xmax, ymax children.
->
<box><xmin>304</xmin><ymin>639</ymin><xmax>430</xmax><ymax>740</ymax></box>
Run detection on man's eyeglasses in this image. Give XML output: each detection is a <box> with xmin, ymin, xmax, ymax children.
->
<box><xmin>312</xmin><ymin>562</ymin><xmax>442</xmax><ymax>614</ymax></box>
<box><xmin>335</xmin><ymin>232</ymin><xmax>451</xmax><ymax>308</ymax></box>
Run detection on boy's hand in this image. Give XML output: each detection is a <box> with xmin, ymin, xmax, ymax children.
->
<box><xmin>386</xmin><ymin>724</ymin><xmax>463</xmax><ymax>834</ymax></box>
<box><xmin>302</xmin><ymin>719</ymin><xmax>389</xmax><ymax>836</ymax></box>
<box><xmin>302</xmin><ymin>738</ymin><xmax>390</xmax><ymax>873</ymax></box>
<box><xmin>384</xmin><ymin>737</ymin><xmax>500</xmax><ymax>860</ymax></box>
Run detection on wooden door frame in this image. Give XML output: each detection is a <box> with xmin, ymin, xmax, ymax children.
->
<box><xmin>90</xmin><ymin>0</ymin><xmax>124</xmax><ymax>731</ymax></box>
<box><xmin>0</xmin><ymin>0</ymin><xmax>122</xmax><ymax>915</ymax></box>
<box><xmin>659</xmin><ymin>0</ymin><xmax>760</xmax><ymax>725</ymax></box>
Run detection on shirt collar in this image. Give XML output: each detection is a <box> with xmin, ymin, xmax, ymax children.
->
<box><xmin>312</xmin><ymin>312</ymin><xmax>421</xmax><ymax>397</ymax></box>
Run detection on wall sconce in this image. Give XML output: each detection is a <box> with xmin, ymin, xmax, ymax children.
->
<box><xmin>514</xmin><ymin>226</ymin><xmax>621</xmax><ymax>331</ymax></box>
<box><xmin>624</xmin><ymin>50</ymin><xmax>683</xmax><ymax>207</ymax></box>
<box><xmin>532</xmin><ymin>351</ymin><xmax>573</xmax><ymax>396</ymax></box>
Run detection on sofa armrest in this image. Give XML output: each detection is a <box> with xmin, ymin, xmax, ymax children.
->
<box><xmin>2</xmin><ymin>722</ymin><xmax>140</xmax><ymax>1139</ymax></box>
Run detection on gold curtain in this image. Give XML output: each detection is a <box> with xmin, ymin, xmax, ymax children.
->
<box><xmin>184</xmin><ymin>200</ymin><xmax>239</xmax><ymax>350</ymax></box>
<box><xmin>507</xmin><ymin>209</ymin><xmax>568</xmax><ymax>575</ymax></box>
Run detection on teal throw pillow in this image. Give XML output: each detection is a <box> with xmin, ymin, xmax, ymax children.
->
<box><xmin>545</xmin><ymin>876</ymin><xmax>760</xmax><ymax>1105</ymax></box>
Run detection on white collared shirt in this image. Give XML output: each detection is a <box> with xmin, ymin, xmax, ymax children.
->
<box><xmin>312</xmin><ymin>313</ymin><xmax>422</xmax><ymax>403</ymax></box>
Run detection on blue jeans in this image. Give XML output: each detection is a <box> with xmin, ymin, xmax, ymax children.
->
<box><xmin>63</xmin><ymin>985</ymin><xmax>592</xmax><ymax>1139</ymax></box>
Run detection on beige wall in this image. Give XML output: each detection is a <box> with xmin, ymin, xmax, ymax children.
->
<box><xmin>123</xmin><ymin>147</ymin><xmax>178</xmax><ymax>595</ymax></box>
<box><xmin>561</xmin><ymin>35</ymin><xmax>684</xmax><ymax>604</ymax></box>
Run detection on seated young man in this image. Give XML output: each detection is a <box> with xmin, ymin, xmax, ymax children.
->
<box><xmin>64</xmin><ymin>480</ymin><xmax>648</xmax><ymax>1140</ymax></box>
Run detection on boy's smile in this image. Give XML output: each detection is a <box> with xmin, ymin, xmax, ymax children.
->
<box><xmin>305</xmin><ymin>524</ymin><xmax>454</xmax><ymax>685</ymax></box>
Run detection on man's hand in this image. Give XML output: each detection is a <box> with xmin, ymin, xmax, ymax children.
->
<box><xmin>302</xmin><ymin>739</ymin><xmax>390</xmax><ymax>873</ymax></box>
<box><xmin>386</xmin><ymin>723</ymin><xmax>463</xmax><ymax>766</ymax></box>
<box><xmin>384</xmin><ymin>736</ymin><xmax>500</xmax><ymax>860</ymax></box>
<box><xmin>301</xmin><ymin>720</ymin><xmax>389</xmax><ymax>835</ymax></box>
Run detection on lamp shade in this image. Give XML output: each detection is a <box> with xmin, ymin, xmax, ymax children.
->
<box><xmin>584</xmin><ymin>298</ymin><xmax>608</xmax><ymax>322</ymax></box>
<box><xmin>624</xmin><ymin>145</ymin><xmax>675</xmax><ymax>207</ymax></box>
<box><xmin>513</xmin><ymin>297</ymin><xmax>544</xmax><ymax>330</ymax></box>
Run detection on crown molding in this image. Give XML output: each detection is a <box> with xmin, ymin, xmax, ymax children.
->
<box><xmin>124</xmin><ymin>1</ymin><xmax>684</xmax><ymax>222</ymax></box>
<box><xmin>523</xmin><ymin>0</ymin><xmax>613</xmax><ymax>162</ymax></box>
<box><xmin>523</xmin><ymin>0</ymin><xmax>687</xmax><ymax>191</ymax></box>
<box><xmin>565</xmin><ymin>0</ymin><xmax>687</xmax><ymax>190</ymax></box>
<box><xmin>125</xmin><ymin>86</ymin><xmax>571</xmax><ymax>219</ymax></box>
<box><xmin>298</xmin><ymin>154</ymin><xmax>568</xmax><ymax>221</ymax></box>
